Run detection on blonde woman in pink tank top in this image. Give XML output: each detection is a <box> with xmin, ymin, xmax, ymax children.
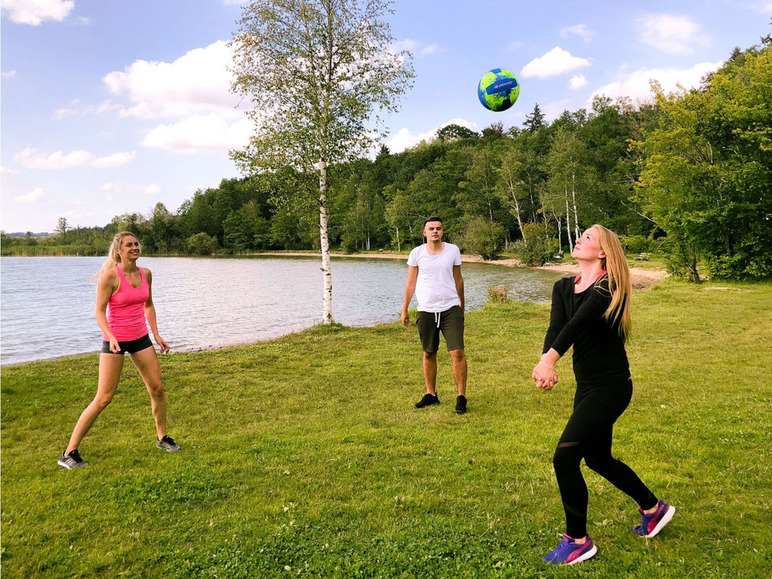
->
<box><xmin>58</xmin><ymin>232</ymin><xmax>180</xmax><ymax>469</ymax></box>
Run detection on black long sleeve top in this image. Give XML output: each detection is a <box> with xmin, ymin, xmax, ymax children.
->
<box><xmin>542</xmin><ymin>275</ymin><xmax>630</xmax><ymax>385</ymax></box>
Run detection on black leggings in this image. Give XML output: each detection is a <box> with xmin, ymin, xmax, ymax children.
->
<box><xmin>553</xmin><ymin>379</ymin><xmax>657</xmax><ymax>538</ymax></box>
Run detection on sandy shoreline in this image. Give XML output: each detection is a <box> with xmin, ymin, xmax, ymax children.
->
<box><xmin>254</xmin><ymin>251</ymin><xmax>666</xmax><ymax>289</ymax></box>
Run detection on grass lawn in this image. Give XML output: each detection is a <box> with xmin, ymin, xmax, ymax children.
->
<box><xmin>2</xmin><ymin>280</ymin><xmax>770</xmax><ymax>577</ymax></box>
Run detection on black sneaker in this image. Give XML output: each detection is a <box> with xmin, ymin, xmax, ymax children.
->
<box><xmin>58</xmin><ymin>449</ymin><xmax>89</xmax><ymax>469</ymax></box>
<box><xmin>156</xmin><ymin>435</ymin><xmax>181</xmax><ymax>452</ymax></box>
<box><xmin>415</xmin><ymin>393</ymin><xmax>440</xmax><ymax>408</ymax></box>
<box><xmin>455</xmin><ymin>395</ymin><xmax>467</xmax><ymax>414</ymax></box>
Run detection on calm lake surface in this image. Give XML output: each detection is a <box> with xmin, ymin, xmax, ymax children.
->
<box><xmin>1</xmin><ymin>256</ymin><xmax>565</xmax><ymax>365</ymax></box>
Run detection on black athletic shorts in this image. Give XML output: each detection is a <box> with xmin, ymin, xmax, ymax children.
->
<box><xmin>415</xmin><ymin>305</ymin><xmax>465</xmax><ymax>353</ymax></box>
<box><xmin>101</xmin><ymin>334</ymin><xmax>154</xmax><ymax>355</ymax></box>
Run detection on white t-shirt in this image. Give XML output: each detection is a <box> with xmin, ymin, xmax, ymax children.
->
<box><xmin>407</xmin><ymin>243</ymin><xmax>462</xmax><ymax>312</ymax></box>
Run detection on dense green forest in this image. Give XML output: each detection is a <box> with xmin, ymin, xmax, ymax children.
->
<box><xmin>3</xmin><ymin>41</ymin><xmax>769</xmax><ymax>280</ymax></box>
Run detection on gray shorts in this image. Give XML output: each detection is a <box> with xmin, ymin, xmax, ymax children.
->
<box><xmin>416</xmin><ymin>306</ymin><xmax>465</xmax><ymax>353</ymax></box>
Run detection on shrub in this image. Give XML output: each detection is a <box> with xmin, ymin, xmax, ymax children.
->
<box><xmin>187</xmin><ymin>233</ymin><xmax>220</xmax><ymax>256</ymax></box>
<box><xmin>621</xmin><ymin>235</ymin><xmax>650</xmax><ymax>254</ymax></box>
<box><xmin>457</xmin><ymin>216</ymin><xmax>505</xmax><ymax>260</ymax></box>
<box><xmin>511</xmin><ymin>239</ymin><xmax>548</xmax><ymax>266</ymax></box>
<box><xmin>486</xmin><ymin>286</ymin><xmax>509</xmax><ymax>303</ymax></box>
<box><xmin>511</xmin><ymin>223</ymin><xmax>549</xmax><ymax>266</ymax></box>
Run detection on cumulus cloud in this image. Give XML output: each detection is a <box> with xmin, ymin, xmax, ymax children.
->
<box><xmin>420</xmin><ymin>44</ymin><xmax>440</xmax><ymax>57</ymax></box>
<box><xmin>55</xmin><ymin>100</ymin><xmax>121</xmax><ymax>119</ymax></box>
<box><xmin>542</xmin><ymin>100</ymin><xmax>573</xmax><ymax>121</ymax></box>
<box><xmin>385</xmin><ymin>118</ymin><xmax>479</xmax><ymax>154</ymax></box>
<box><xmin>747</xmin><ymin>1</ymin><xmax>772</xmax><ymax>14</ymax></box>
<box><xmin>521</xmin><ymin>47</ymin><xmax>591</xmax><ymax>79</ymax></box>
<box><xmin>142</xmin><ymin>114</ymin><xmax>253</xmax><ymax>153</ymax></box>
<box><xmin>101</xmin><ymin>182</ymin><xmax>162</xmax><ymax>196</ymax></box>
<box><xmin>391</xmin><ymin>39</ymin><xmax>440</xmax><ymax>58</ymax></box>
<box><xmin>569</xmin><ymin>75</ymin><xmax>588</xmax><ymax>90</ymax></box>
<box><xmin>637</xmin><ymin>14</ymin><xmax>711</xmax><ymax>55</ymax></box>
<box><xmin>14</xmin><ymin>148</ymin><xmax>136</xmax><ymax>169</ymax></box>
<box><xmin>560</xmin><ymin>24</ymin><xmax>595</xmax><ymax>44</ymax></box>
<box><xmin>592</xmin><ymin>61</ymin><xmax>723</xmax><ymax>103</ymax></box>
<box><xmin>14</xmin><ymin>188</ymin><xmax>47</xmax><ymax>203</ymax></box>
<box><xmin>1</xmin><ymin>166</ymin><xmax>19</xmax><ymax>180</ymax></box>
<box><xmin>103</xmin><ymin>40</ymin><xmax>242</xmax><ymax>119</ymax></box>
<box><xmin>1</xmin><ymin>0</ymin><xmax>74</xmax><ymax>26</ymax></box>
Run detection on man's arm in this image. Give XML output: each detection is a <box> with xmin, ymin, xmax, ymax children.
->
<box><xmin>401</xmin><ymin>265</ymin><xmax>418</xmax><ymax>325</ymax></box>
<box><xmin>453</xmin><ymin>265</ymin><xmax>464</xmax><ymax>311</ymax></box>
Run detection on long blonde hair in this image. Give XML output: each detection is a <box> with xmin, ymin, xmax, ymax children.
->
<box><xmin>95</xmin><ymin>231</ymin><xmax>140</xmax><ymax>277</ymax></box>
<box><xmin>593</xmin><ymin>224</ymin><xmax>632</xmax><ymax>340</ymax></box>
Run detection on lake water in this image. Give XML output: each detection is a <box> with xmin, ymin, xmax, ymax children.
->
<box><xmin>0</xmin><ymin>256</ymin><xmax>565</xmax><ymax>365</ymax></box>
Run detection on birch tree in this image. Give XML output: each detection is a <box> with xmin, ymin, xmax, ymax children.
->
<box><xmin>546</xmin><ymin>127</ymin><xmax>591</xmax><ymax>246</ymax></box>
<box><xmin>495</xmin><ymin>147</ymin><xmax>529</xmax><ymax>245</ymax></box>
<box><xmin>231</xmin><ymin>0</ymin><xmax>414</xmax><ymax>323</ymax></box>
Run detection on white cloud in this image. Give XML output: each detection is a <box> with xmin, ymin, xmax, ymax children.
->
<box><xmin>1</xmin><ymin>0</ymin><xmax>74</xmax><ymax>26</ymax></box>
<box><xmin>391</xmin><ymin>39</ymin><xmax>440</xmax><ymax>58</ymax></box>
<box><xmin>1</xmin><ymin>166</ymin><xmax>20</xmax><ymax>180</ymax></box>
<box><xmin>14</xmin><ymin>148</ymin><xmax>136</xmax><ymax>169</ymax></box>
<box><xmin>542</xmin><ymin>100</ymin><xmax>573</xmax><ymax>121</ymax></box>
<box><xmin>392</xmin><ymin>39</ymin><xmax>417</xmax><ymax>53</ymax></box>
<box><xmin>91</xmin><ymin>152</ymin><xmax>137</xmax><ymax>168</ymax></box>
<box><xmin>592</xmin><ymin>61</ymin><xmax>723</xmax><ymax>103</ymax></box>
<box><xmin>637</xmin><ymin>14</ymin><xmax>711</xmax><ymax>55</ymax></box>
<box><xmin>746</xmin><ymin>1</ymin><xmax>772</xmax><ymax>14</ymax></box>
<box><xmin>521</xmin><ymin>47</ymin><xmax>591</xmax><ymax>79</ymax></box>
<box><xmin>560</xmin><ymin>24</ymin><xmax>595</xmax><ymax>44</ymax></box>
<box><xmin>101</xmin><ymin>182</ymin><xmax>163</xmax><ymax>196</ymax></box>
<box><xmin>103</xmin><ymin>40</ymin><xmax>242</xmax><ymax>119</ymax></box>
<box><xmin>385</xmin><ymin>118</ymin><xmax>479</xmax><ymax>154</ymax></box>
<box><xmin>142</xmin><ymin>114</ymin><xmax>252</xmax><ymax>153</ymax></box>
<box><xmin>55</xmin><ymin>100</ymin><xmax>120</xmax><ymax>119</ymax></box>
<box><xmin>569</xmin><ymin>75</ymin><xmax>588</xmax><ymax>90</ymax></box>
<box><xmin>2</xmin><ymin>70</ymin><xmax>17</xmax><ymax>78</ymax></box>
<box><xmin>14</xmin><ymin>188</ymin><xmax>47</xmax><ymax>204</ymax></box>
<box><xmin>420</xmin><ymin>44</ymin><xmax>440</xmax><ymax>57</ymax></box>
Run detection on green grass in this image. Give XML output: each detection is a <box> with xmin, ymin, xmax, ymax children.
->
<box><xmin>2</xmin><ymin>281</ymin><xmax>771</xmax><ymax>577</ymax></box>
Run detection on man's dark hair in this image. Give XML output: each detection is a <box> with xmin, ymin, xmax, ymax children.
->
<box><xmin>424</xmin><ymin>216</ymin><xmax>442</xmax><ymax>226</ymax></box>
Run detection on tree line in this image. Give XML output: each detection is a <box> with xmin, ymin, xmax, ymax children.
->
<box><xmin>2</xmin><ymin>40</ymin><xmax>769</xmax><ymax>281</ymax></box>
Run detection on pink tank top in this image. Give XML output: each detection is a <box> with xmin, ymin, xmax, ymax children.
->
<box><xmin>104</xmin><ymin>266</ymin><xmax>150</xmax><ymax>341</ymax></box>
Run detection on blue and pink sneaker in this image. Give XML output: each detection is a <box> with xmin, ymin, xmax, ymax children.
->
<box><xmin>542</xmin><ymin>534</ymin><xmax>597</xmax><ymax>565</ymax></box>
<box><xmin>634</xmin><ymin>499</ymin><xmax>676</xmax><ymax>538</ymax></box>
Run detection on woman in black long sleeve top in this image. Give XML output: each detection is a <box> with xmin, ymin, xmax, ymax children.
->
<box><xmin>534</xmin><ymin>225</ymin><xmax>675</xmax><ymax>566</ymax></box>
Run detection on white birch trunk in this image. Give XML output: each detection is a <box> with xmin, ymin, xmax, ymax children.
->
<box><xmin>319</xmin><ymin>159</ymin><xmax>333</xmax><ymax>324</ymax></box>
<box><xmin>556</xmin><ymin>215</ymin><xmax>562</xmax><ymax>253</ymax></box>
<box><xmin>507</xmin><ymin>177</ymin><xmax>526</xmax><ymax>247</ymax></box>
<box><xmin>571</xmin><ymin>172</ymin><xmax>580</xmax><ymax>240</ymax></box>
<box><xmin>565</xmin><ymin>197</ymin><xmax>574</xmax><ymax>253</ymax></box>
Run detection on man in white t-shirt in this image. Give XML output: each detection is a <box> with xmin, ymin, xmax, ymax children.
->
<box><xmin>401</xmin><ymin>217</ymin><xmax>467</xmax><ymax>414</ymax></box>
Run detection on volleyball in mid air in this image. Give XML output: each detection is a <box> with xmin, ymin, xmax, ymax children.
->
<box><xmin>478</xmin><ymin>68</ymin><xmax>520</xmax><ymax>112</ymax></box>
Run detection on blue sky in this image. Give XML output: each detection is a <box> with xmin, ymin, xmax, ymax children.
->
<box><xmin>1</xmin><ymin>0</ymin><xmax>768</xmax><ymax>233</ymax></box>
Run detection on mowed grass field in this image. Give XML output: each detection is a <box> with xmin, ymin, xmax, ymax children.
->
<box><xmin>2</xmin><ymin>280</ymin><xmax>770</xmax><ymax>577</ymax></box>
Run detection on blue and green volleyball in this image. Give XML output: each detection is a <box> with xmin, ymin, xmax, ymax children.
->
<box><xmin>478</xmin><ymin>68</ymin><xmax>520</xmax><ymax>112</ymax></box>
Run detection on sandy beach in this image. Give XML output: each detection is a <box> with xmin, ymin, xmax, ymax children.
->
<box><xmin>255</xmin><ymin>251</ymin><xmax>667</xmax><ymax>290</ymax></box>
